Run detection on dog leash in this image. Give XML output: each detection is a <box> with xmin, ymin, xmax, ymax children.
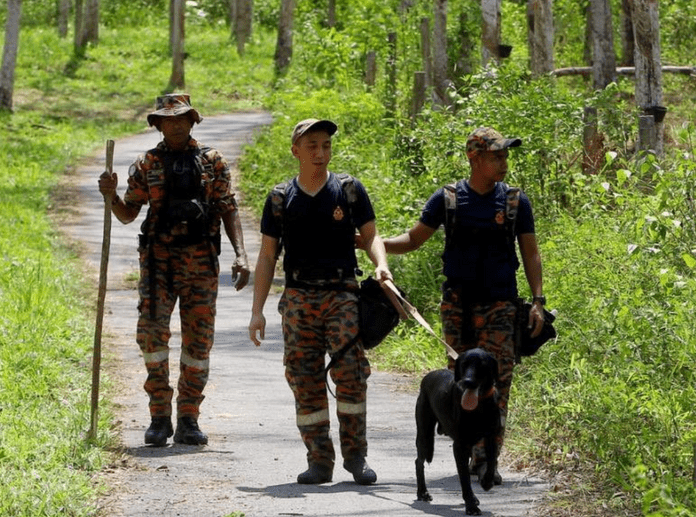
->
<box><xmin>383</xmin><ymin>280</ymin><xmax>459</xmax><ymax>361</ymax></box>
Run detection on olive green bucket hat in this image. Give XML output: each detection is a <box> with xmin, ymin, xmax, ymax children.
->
<box><xmin>147</xmin><ymin>93</ymin><xmax>203</xmax><ymax>127</ymax></box>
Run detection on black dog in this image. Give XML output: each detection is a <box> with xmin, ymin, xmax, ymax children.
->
<box><xmin>415</xmin><ymin>348</ymin><xmax>500</xmax><ymax>515</ymax></box>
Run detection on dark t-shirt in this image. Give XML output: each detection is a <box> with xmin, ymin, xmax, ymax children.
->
<box><xmin>420</xmin><ymin>180</ymin><xmax>535</xmax><ymax>301</ymax></box>
<box><xmin>261</xmin><ymin>172</ymin><xmax>375</xmax><ymax>276</ymax></box>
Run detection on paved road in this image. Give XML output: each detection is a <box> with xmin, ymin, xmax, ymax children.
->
<box><xmin>68</xmin><ymin>112</ymin><xmax>547</xmax><ymax>517</ymax></box>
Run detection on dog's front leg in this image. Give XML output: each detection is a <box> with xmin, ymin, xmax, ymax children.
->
<box><xmin>453</xmin><ymin>440</ymin><xmax>481</xmax><ymax>515</ymax></box>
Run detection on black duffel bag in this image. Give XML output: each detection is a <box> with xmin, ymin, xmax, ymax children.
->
<box><xmin>358</xmin><ymin>276</ymin><xmax>402</xmax><ymax>349</ymax></box>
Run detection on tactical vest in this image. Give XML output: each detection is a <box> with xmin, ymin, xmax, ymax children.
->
<box><xmin>443</xmin><ymin>180</ymin><xmax>520</xmax><ymax>256</ymax></box>
<box><xmin>141</xmin><ymin>146</ymin><xmax>214</xmax><ymax>248</ymax></box>
<box><xmin>270</xmin><ymin>172</ymin><xmax>358</xmax><ymax>260</ymax></box>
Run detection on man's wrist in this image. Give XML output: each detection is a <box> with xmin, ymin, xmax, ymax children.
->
<box><xmin>532</xmin><ymin>295</ymin><xmax>546</xmax><ymax>306</ymax></box>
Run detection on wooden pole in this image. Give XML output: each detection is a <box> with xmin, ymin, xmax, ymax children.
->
<box><xmin>87</xmin><ymin>140</ymin><xmax>114</xmax><ymax>441</ymax></box>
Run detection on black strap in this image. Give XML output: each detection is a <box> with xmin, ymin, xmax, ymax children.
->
<box><xmin>324</xmin><ymin>333</ymin><xmax>361</xmax><ymax>398</ymax></box>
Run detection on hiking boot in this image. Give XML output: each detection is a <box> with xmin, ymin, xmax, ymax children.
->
<box><xmin>144</xmin><ymin>416</ymin><xmax>173</xmax><ymax>447</ymax></box>
<box><xmin>173</xmin><ymin>417</ymin><xmax>208</xmax><ymax>445</ymax></box>
<box><xmin>472</xmin><ymin>461</ymin><xmax>503</xmax><ymax>486</ymax></box>
<box><xmin>343</xmin><ymin>457</ymin><xmax>377</xmax><ymax>485</ymax></box>
<box><xmin>297</xmin><ymin>463</ymin><xmax>333</xmax><ymax>485</ymax></box>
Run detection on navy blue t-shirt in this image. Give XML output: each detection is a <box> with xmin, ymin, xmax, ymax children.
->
<box><xmin>260</xmin><ymin>172</ymin><xmax>375</xmax><ymax>275</ymax></box>
<box><xmin>420</xmin><ymin>180</ymin><xmax>535</xmax><ymax>301</ymax></box>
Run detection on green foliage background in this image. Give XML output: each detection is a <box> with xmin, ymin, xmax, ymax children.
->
<box><xmin>1</xmin><ymin>0</ymin><xmax>696</xmax><ymax>515</ymax></box>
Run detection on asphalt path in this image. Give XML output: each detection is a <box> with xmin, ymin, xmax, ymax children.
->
<box><xmin>66</xmin><ymin>112</ymin><xmax>548</xmax><ymax>517</ymax></box>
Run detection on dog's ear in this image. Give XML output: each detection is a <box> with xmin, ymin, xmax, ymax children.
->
<box><xmin>454</xmin><ymin>354</ymin><xmax>466</xmax><ymax>382</ymax></box>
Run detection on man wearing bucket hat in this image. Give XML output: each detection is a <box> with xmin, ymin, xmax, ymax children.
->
<box><xmin>249</xmin><ymin>118</ymin><xmax>393</xmax><ymax>485</ymax></box>
<box><xmin>382</xmin><ymin>126</ymin><xmax>545</xmax><ymax>484</ymax></box>
<box><xmin>98</xmin><ymin>93</ymin><xmax>250</xmax><ymax>446</ymax></box>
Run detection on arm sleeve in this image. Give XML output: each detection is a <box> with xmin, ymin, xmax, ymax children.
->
<box><xmin>419</xmin><ymin>188</ymin><xmax>446</xmax><ymax>230</ymax></box>
<box><xmin>516</xmin><ymin>192</ymin><xmax>535</xmax><ymax>235</ymax></box>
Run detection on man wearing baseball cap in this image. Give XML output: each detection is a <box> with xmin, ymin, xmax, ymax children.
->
<box><xmin>382</xmin><ymin>126</ymin><xmax>545</xmax><ymax>484</ymax></box>
<box><xmin>98</xmin><ymin>93</ymin><xmax>250</xmax><ymax>447</ymax></box>
<box><xmin>249</xmin><ymin>118</ymin><xmax>393</xmax><ymax>486</ymax></box>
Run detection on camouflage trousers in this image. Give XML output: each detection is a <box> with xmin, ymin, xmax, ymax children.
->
<box><xmin>441</xmin><ymin>291</ymin><xmax>517</xmax><ymax>464</ymax></box>
<box><xmin>137</xmin><ymin>242</ymin><xmax>219</xmax><ymax>419</ymax></box>
<box><xmin>279</xmin><ymin>285</ymin><xmax>371</xmax><ymax>471</ymax></box>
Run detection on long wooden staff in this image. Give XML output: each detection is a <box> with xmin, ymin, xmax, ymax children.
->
<box><xmin>87</xmin><ymin>140</ymin><xmax>114</xmax><ymax>441</ymax></box>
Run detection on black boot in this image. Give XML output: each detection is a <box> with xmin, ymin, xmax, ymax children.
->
<box><xmin>343</xmin><ymin>457</ymin><xmax>377</xmax><ymax>485</ymax></box>
<box><xmin>144</xmin><ymin>416</ymin><xmax>173</xmax><ymax>447</ymax></box>
<box><xmin>297</xmin><ymin>463</ymin><xmax>333</xmax><ymax>485</ymax></box>
<box><xmin>173</xmin><ymin>416</ymin><xmax>208</xmax><ymax>445</ymax></box>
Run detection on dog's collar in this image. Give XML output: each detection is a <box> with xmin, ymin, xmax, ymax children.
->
<box><xmin>480</xmin><ymin>386</ymin><xmax>496</xmax><ymax>399</ymax></box>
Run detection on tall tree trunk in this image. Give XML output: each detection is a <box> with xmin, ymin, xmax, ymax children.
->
<box><xmin>83</xmin><ymin>0</ymin><xmax>99</xmax><ymax>44</ymax></box>
<box><xmin>481</xmin><ymin>0</ymin><xmax>501</xmax><ymax>66</ymax></box>
<box><xmin>234</xmin><ymin>0</ymin><xmax>253</xmax><ymax>56</ymax></box>
<box><xmin>58</xmin><ymin>0</ymin><xmax>70</xmax><ymax>38</ymax></box>
<box><xmin>275</xmin><ymin>0</ymin><xmax>295</xmax><ymax>75</ymax></box>
<box><xmin>631</xmin><ymin>0</ymin><xmax>664</xmax><ymax>154</ymax></box>
<box><xmin>74</xmin><ymin>0</ymin><xmax>85</xmax><ymax>51</ymax></box>
<box><xmin>620</xmin><ymin>0</ymin><xmax>634</xmax><ymax>66</ymax></box>
<box><xmin>433</xmin><ymin>0</ymin><xmax>450</xmax><ymax>104</ymax></box>
<box><xmin>169</xmin><ymin>0</ymin><xmax>185</xmax><ymax>91</ymax></box>
<box><xmin>327</xmin><ymin>0</ymin><xmax>336</xmax><ymax>28</ymax></box>
<box><xmin>170</xmin><ymin>0</ymin><xmax>184</xmax><ymax>55</ymax></box>
<box><xmin>0</xmin><ymin>0</ymin><xmax>22</xmax><ymax>110</ymax></box>
<box><xmin>527</xmin><ymin>0</ymin><xmax>554</xmax><ymax>77</ymax></box>
<box><xmin>591</xmin><ymin>0</ymin><xmax>616</xmax><ymax>89</ymax></box>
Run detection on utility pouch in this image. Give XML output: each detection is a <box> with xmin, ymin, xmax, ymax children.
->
<box><xmin>516</xmin><ymin>299</ymin><xmax>557</xmax><ymax>358</ymax></box>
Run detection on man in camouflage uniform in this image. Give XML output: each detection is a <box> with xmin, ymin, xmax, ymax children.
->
<box><xmin>98</xmin><ymin>94</ymin><xmax>250</xmax><ymax>446</ymax></box>
<box><xmin>248</xmin><ymin>119</ymin><xmax>392</xmax><ymax>485</ymax></box>
<box><xmin>383</xmin><ymin>127</ymin><xmax>545</xmax><ymax>484</ymax></box>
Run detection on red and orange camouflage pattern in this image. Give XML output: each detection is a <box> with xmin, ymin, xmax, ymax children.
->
<box><xmin>441</xmin><ymin>293</ymin><xmax>517</xmax><ymax>465</ymax></box>
<box><xmin>279</xmin><ymin>285</ymin><xmax>371</xmax><ymax>470</ymax></box>
<box><xmin>136</xmin><ymin>241</ymin><xmax>219</xmax><ymax>419</ymax></box>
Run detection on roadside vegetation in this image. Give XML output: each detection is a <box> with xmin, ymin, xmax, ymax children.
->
<box><xmin>1</xmin><ymin>0</ymin><xmax>695</xmax><ymax>515</ymax></box>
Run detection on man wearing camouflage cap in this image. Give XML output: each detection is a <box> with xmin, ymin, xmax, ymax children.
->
<box><xmin>98</xmin><ymin>93</ymin><xmax>250</xmax><ymax>446</ymax></box>
<box><xmin>383</xmin><ymin>126</ymin><xmax>545</xmax><ymax>484</ymax></box>
<box><xmin>249</xmin><ymin>118</ymin><xmax>393</xmax><ymax>486</ymax></box>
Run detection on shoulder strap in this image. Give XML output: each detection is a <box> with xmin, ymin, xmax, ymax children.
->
<box><xmin>271</xmin><ymin>181</ymin><xmax>288</xmax><ymax>260</ymax></box>
<box><xmin>336</xmin><ymin>173</ymin><xmax>357</xmax><ymax>223</ymax></box>
<box><xmin>504</xmin><ymin>185</ymin><xmax>521</xmax><ymax>237</ymax></box>
<box><xmin>443</xmin><ymin>182</ymin><xmax>457</xmax><ymax>248</ymax></box>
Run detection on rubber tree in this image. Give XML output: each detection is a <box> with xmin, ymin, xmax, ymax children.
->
<box><xmin>275</xmin><ymin>0</ymin><xmax>295</xmax><ymax>75</ymax></box>
<box><xmin>527</xmin><ymin>0</ymin><xmax>554</xmax><ymax>77</ymax></box>
<box><xmin>0</xmin><ymin>0</ymin><xmax>21</xmax><ymax>110</ymax></box>
<box><xmin>630</xmin><ymin>0</ymin><xmax>664</xmax><ymax>154</ymax></box>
